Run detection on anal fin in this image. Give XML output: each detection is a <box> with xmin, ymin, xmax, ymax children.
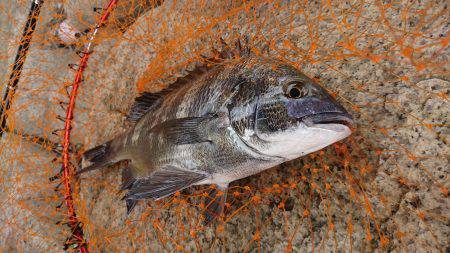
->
<box><xmin>120</xmin><ymin>166</ymin><xmax>136</xmax><ymax>191</ymax></box>
<box><xmin>123</xmin><ymin>166</ymin><xmax>207</xmax><ymax>203</ymax></box>
<box><xmin>116</xmin><ymin>165</ymin><xmax>140</xmax><ymax>215</ymax></box>
<box><xmin>203</xmin><ymin>183</ymin><xmax>228</xmax><ymax>225</ymax></box>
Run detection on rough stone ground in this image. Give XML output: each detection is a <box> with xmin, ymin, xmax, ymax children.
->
<box><xmin>0</xmin><ymin>0</ymin><xmax>448</xmax><ymax>252</ymax></box>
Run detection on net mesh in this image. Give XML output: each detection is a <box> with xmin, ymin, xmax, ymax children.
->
<box><xmin>0</xmin><ymin>0</ymin><xmax>448</xmax><ymax>252</ymax></box>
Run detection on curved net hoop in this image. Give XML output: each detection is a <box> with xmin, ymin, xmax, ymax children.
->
<box><xmin>0</xmin><ymin>0</ymin><xmax>448</xmax><ymax>252</ymax></box>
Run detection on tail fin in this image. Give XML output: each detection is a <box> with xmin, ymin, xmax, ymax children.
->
<box><xmin>78</xmin><ymin>140</ymin><xmax>116</xmax><ymax>174</ymax></box>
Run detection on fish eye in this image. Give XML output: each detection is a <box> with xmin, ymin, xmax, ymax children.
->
<box><xmin>286</xmin><ymin>82</ymin><xmax>307</xmax><ymax>99</ymax></box>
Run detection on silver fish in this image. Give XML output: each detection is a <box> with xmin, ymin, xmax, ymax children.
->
<box><xmin>79</xmin><ymin>45</ymin><xmax>353</xmax><ymax>223</ymax></box>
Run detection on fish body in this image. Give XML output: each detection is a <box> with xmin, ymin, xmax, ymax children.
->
<box><xmin>80</xmin><ymin>52</ymin><xmax>353</xmax><ymax>223</ymax></box>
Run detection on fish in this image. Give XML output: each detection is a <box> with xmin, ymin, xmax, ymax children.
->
<box><xmin>78</xmin><ymin>41</ymin><xmax>353</xmax><ymax>224</ymax></box>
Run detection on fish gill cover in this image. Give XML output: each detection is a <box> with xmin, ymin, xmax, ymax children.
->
<box><xmin>0</xmin><ymin>0</ymin><xmax>448</xmax><ymax>252</ymax></box>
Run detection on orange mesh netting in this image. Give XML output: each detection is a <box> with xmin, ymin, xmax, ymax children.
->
<box><xmin>0</xmin><ymin>0</ymin><xmax>448</xmax><ymax>252</ymax></box>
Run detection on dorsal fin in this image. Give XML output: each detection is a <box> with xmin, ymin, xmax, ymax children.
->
<box><xmin>125</xmin><ymin>66</ymin><xmax>209</xmax><ymax>123</ymax></box>
<box><xmin>126</xmin><ymin>92</ymin><xmax>163</xmax><ymax>122</ymax></box>
<box><xmin>126</xmin><ymin>37</ymin><xmax>251</xmax><ymax>123</ymax></box>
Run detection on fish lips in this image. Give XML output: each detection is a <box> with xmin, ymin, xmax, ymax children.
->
<box><xmin>301</xmin><ymin>112</ymin><xmax>354</xmax><ymax>129</ymax></box>
<box><xmin>286</xmin><ymin>97</ymin><xmax>353</xmax><ymax>128</ymax></box>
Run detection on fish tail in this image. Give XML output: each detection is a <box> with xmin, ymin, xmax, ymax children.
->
<box><xmin>78</xmin><ymin>139</ymin><xmax>119</xmax><ymax>174</ymax></box>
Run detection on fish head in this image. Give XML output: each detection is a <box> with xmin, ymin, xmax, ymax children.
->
<box><xmin>228</xmin><ymin>58</ymin><xmax>353</xmax><ymax>160</ymax></box>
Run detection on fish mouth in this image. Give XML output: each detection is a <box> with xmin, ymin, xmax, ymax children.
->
<box><xmin>301</xmin><ymin>112</ymin><xmax>353</xmax><ymax>128</ymax></box>
<box><xmin>286</xmin><ymin>97</ymin><xmax>353</xmax><ymax>128</ymax></box>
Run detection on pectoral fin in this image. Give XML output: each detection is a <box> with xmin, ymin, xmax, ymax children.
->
<box><xmin>156</xmin><ymin>113</ymin><xmax>226</xmax><ymax>145</ymax></box>
<box><xmin>203</xmin><ymin>183</ymin><xmax>228</xmax><ymax>225</ymax></box>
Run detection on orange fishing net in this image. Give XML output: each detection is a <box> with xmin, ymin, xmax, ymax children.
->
<box><xmin>0</xmin><ymin>0</ymin><xmax>448</xmax><ymax>252</ymax></box>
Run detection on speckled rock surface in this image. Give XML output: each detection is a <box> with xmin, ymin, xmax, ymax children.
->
<box><xmin>0</xmin><ymin>0</ymin><xmax>448</xmax><ymax>252</ymax></box>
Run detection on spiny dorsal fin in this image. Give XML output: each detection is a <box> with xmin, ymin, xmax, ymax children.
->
<box><xmin>126</xmin><ymin>92</ymin><xmax>162</xmax><ymax>122</ymax></box>
<box><xmin>126</xmin><ymin>37</ymin><xmax>251</xmax><ymax>123</ymax></box>
<box><xmin>125</xmin><ymin>66</ymin><xmax>209</xmax><ymax>123</ymax></box>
